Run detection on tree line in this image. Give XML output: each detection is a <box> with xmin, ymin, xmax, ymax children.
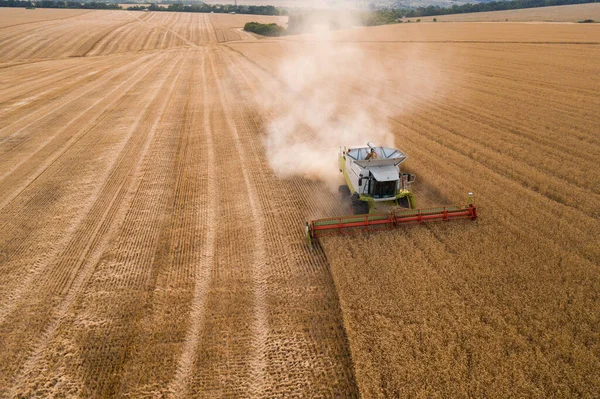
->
<box><xmin>243</xmin><ymin>21</ymin><xmax>284</xmax><ymax>36</ymax></box>
<box><xmin>0</xmin><ymin>0</ymin><xmax>121</xmax><ymax>9</ymax></box>
<box><xmin>0</xmin><ymin>0</ymin><xmax>284</xmax><ymax>14</ymax></box>
<box><xmin>1</xmin><ymin>0</ymin><xmax>596</xmax><ymax>21</ymax></box>
<box><xmin>402</xmin><ymin>0</ymin><xmax>598</xmax><ymax>18</ymax></box>
<box><xmin>147</xmin><ymin>3</ymin><xmax>283</xmax><ymax>15</ymax></box>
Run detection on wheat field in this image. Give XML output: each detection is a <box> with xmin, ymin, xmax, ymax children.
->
<box><xmin>0</xmin><ymin>6</ymin><xmax>598</xmax><ymax>398</ymax></box>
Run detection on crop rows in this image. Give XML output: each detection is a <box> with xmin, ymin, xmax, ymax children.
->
<box><xmin>0</xmin><ymin>8</ymin><xmax>357</xmax><ymax>398</ymax></box>
<box><xmin>234</xmin><ymin>22</ymin><xmax>599</xmax><ymax>397</ymax></box>
<box><xmin>1</xmin><ymin>6</ymin><xmax>598</xmax><ymax>398</ymax></box>
<box><xmin>0</xmin><ymin>9</ymin><xmax>286</xmax><ymax>66</ymax></box>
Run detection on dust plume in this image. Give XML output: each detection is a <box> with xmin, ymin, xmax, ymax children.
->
<box><xmin>262</xmin><ymin>12</ymin><xmax>443</xmax><ymax>190</ymax></box>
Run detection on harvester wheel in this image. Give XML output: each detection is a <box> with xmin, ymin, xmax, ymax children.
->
<box><xmin>398</xmin><ymin>196</ymin><xmax>410</xmax><ymax>208</ymax></box>
<box><xmin>350</xmin><ymin>193</ymin><xmax>369</xmax><ymax>215</ymax></box>
<box><xmin>338</xmin><ymin>185</ymin><xmax>351</xmax><ymax>200</ymax></box>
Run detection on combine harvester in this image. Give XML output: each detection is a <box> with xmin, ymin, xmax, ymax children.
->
<box><xmin>306</xmin><ymin>142</ymin><xmax>477</xmax><ymax>248</ymax></box>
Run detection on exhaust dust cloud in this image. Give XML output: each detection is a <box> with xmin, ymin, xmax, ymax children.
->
<box><xmin>262</xmin><ymin>12</ymin><xmax>445</xmax><ymax>190</ymax></box>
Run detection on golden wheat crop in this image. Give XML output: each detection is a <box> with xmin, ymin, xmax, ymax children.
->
<box><xmin>0</xmin><ymin>5</ymin><xmax>598</xmax><ymax>398</ymax></box>
<box><xmin>232</xmin><ymin>18</ymin><xmax>599</xmax><ymax>398</ymax></box>
<box><xmin>318</xmin><ymin>21</ymin><xmax>599</xmax><ymax>398</ymax></box>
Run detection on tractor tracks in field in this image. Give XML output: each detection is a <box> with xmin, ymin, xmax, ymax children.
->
<box><xmin>211</xmin><ymin>45</ymin><xmax>359</xmax><ymax>397</ymax></box>
<box><xmin>4</xmin><ymin>51</ymin><xmax>189</xmax><ymax>396</ymax></box>
<box><xmin>167</xmin><ymin>49</ymin><xmax>217</xmax><ymax>398</ymax></box>
<box><xmin>0</xmin><ymin>10</ymin><xmax>93</xmax><ymax>32</ymax></box>
<box><xmin>0</xmin><ymin>53</ymin><xmax>160</xmax><ymax>212</ymax></box>
<box><xmin>0</xmin><ymin>52</ymin><xmax>174</xmax><ymax>321</ymax></box>
<box><xmin>0</xmin><ymin>53</ymin><xmax>170</xmax><ymax>324</ymax></box>
<box><xmin>64</xmin><ymin>49</ymin><xmax>202</xmax><ymax>397</ymax></box>
<box><xmin>0</xmin><ymin>55</ymin><xmax>114</xmax><ymax>105</ymax></box>
<box><xmin>210</xmin><ymin>47</ymin><xmax>270</xmax><ymax>396</ymax></box>
<box><xmin>164</xmin><ymin>44</ymin><xmax>353</xmax><ymax>398</ymax></box>
<box><xmin>166</xmin><ymin>45</ymin><xmax>271</xmax><ymax>397</ymax></box>
<box><xmin>0</xmin><ymin>20</ymin><xmax>359</xmax><ymax>395</ymax></box>
<box><xmin>80</xmin><ymin>15</ymin><xmax>142</xmax><ymax>57</ymax></box>
<box><xmin>0</xmin><ymin>52</ymin><xmax>151</xmax><ymax>149</ymax></box>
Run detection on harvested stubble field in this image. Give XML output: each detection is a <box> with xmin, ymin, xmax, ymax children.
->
<box><xmin>0</xmin><ymin>8</ymin><xmax>91</xmax><ymax>28</ymax></box>
<box><xmin>0</xmin><ymin>6</ymin><xmax>599</xmax><ymax>399</ymax></box>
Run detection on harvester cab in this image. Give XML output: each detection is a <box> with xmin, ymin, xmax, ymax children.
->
<box><xmin>305</xmin><ymin>142</ymin><xmax>477</xmax><ymax>249</ymax></box>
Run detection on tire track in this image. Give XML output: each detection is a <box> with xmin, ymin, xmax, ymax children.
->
<box><xmin>0</xmin><ymin>54</ymin><xmax>157</xmax><ymax>211</ymax></box>
<box><xmin>0</xmin><ymin>9</ymin><xmax>93</xmax><ymax>31</ymax></box>
<box><xmin>0</xmin><ymin>52</ymin><xmax>150</xmax><ymax>143</ymax></box>
<box><xmin>0</xmin><ymin>55</ymin><xmax>113</xmax><ymax>104</ymax></box>
<box><xmin>6</xmin><ymin>51</ymin><xmax>188</xmax><ymax>398</ymax></box>
<box><xmin>218</xmin><ymin>45</ymin><xmax>359</xmax><ymax>396</ymax></box>
<box><xmin>59</xmin><ymin>50</ymin><xmax>192</xmax><ymax>397</ymax></box>
<box><xmin>0</xmin><ymin>54</ymin><xmax>161</xmax><ymax>292</ymax></box>
<box><xmin>81</xmin><ymin>14</ymin><xmax>140</xmax><ymax>57</ymax></box>
<box><xmin>0</xmin><ymin>52</ymin><xmax>172</xmax><ymax>326</ymax></box>
<box><xmin>208</xmin><ymin>46</ymin><xmax>269</xmax><ymax>396</ymax></box>
<box><xmin>166</xmin><ymin>48</ymin><xmax>217</xmax><ymax>398</ymax></box>
<box><xmin>0</xmin><ymin>12</ymin><xmax>132</xmax><ymax>62</ymax></box>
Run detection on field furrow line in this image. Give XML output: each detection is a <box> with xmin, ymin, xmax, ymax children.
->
<box><xmin>0</xmin><ymin>55</ymin><xmax>116</xmax><ymax>103</ymax></box>
<box><xmin>0</xmin><ymin>51</ymin><xmax>151</xmax><ymax>142</ymax></box>
<box><xmin>346</xmin><ymin>57</ymin><xmax>600</xmax><ymax>160</ymax></box>
<box><xmin>389</xmin><ymin>111</ymin><xmax>600</xmax><ymax>216</ymax></box>
<box><xmin>0</xmin><ymin>54</ymin><xmax>164</xmax><ymax>284</ymax></box>
<box><xmin>81</xmin><ymin>17</ymin><xmax>139</xmax><ymax>57</ymax></box>
<box><xmin>0</xmin><ymin>54</ymin><xmax>158</xmax><ymax>211</ymax></box>
<box><xmin>0</xmin><ymin>20</ymin><xmax>96</xmax><ymax>62</ymax></box>
<box><xmin>218</xmin><ymin>45</ymin><xmax>359</xmax><ymax>396</ymax></box>
<box><xmin>0</xmin><ymin>53</ymin><xmax>171</xmax><ymax>322</ymax></box>
<box><xmin>92</xmin><ymin>19</ymin><xmax>144</xmax><ymax>56</ymax></box>
<box><xmin>62</xmin><ymin>52</ymin><xmax>190</xmax><ymax>396</ymax></box>
<box><xmin>28</xmin><ymin>54</ymin><xmax>181</xmax><ymax>295</ymax></box>
<box><xmin>425</xmin><ymin>90</ymin><xmax>600</xmax><ymax>163</ymax></box>
<box><xmin>0</xmin><ymin>52</ymin><xmax>174</xmax><ymax>322</ymax></box>
<box><xmin>393</xmin><ymin>120</ymin><xmax>599</xmax><ymax>262</ymax></box>
<box><xmin>166</xmin><ymin>49</ymin><xmax>216</xmax><ymax>399</ymax></box>
<box><xmin>0</xmin><ymin>21</ymin><xmax>64</xmax><ymax>60</ymax></box>
<box><xmin>0</xmin><ymin>60</ymin><xmax>136</xmax><ymax>126</ymax></box>
<box><xmin>6</xmin><ymin>52</ymin><xmax>189</xmax><ymax>397</ymax></box>
<box><xmin>209</xmin><ymin>46</ymin><xmax>269</xmax><ymax>396</ymax></box>
<box><xmin>457</xmin><ymin>78</ymin><xmax>599</xmax><ymax>141</ymax></box>
<box><xmin>0</xmin><ymin>9</ymin><xmax>93</xmax><ymax>31</ymax></box>
<box><xmin>128</xmin><ymin>11</ymin><xmax>198</xmax><ymax>50</ymax></box>
<box><xmin>205</xmin><ymin>14</ymin><xmax>219</xmax><ymax>44</ymax></box>
<box><xmin>381</xmin><ymin>43</ymin><xmax>600</xmax><ymax>101</ymax></box>
<box><xmin>428</xmin><ymin>70</ymin><xmax>600</xmax><ymax>150</ymax></box>
<box><xmin>139</xmin><ymin>25</ymin><xmax>160</xmax><ymax>51</ymax></box>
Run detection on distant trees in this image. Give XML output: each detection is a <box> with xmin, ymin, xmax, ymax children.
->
<box><xmin>361</xmin><ymin>9</ymin><xmax>404</xmax><ymax>26</ymax></box>
<box><xmin>243</xmin><ymin>21</ymin><xmax>285</xmax><ymax>36</ymax></box>
<box><xmin>0</xmin><ymin>0</ymin><xmax>286</xmax><ymax>15</ymax></box>
<box><xmin>0</xmin><ymin>0</ymin><xmax>121</xmax><ymax>10</ymax></box>
<box><xmin>153</xmin><ymin>3</ymin><xmax>283</xmax><ymax>16</ymax></box>
<box><xmin>4</xmin><ymin>0</ymin><xmax>596</xmax><ymax>24</ymax></box>
<box><xmin>127</xmin><ymin>5</ymin><xmax>147</xmax><ymax>11</ymax></box>
<box><xmin>403</xmin><ymin>0</ymin><xmax>599</xmax><ymax>18</ymax></box>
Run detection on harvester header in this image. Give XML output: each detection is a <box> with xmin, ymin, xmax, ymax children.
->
<box><xmin>305</xmin><ymin>143</ymin><xmax>477</xmax><ymax>248</ymax></box>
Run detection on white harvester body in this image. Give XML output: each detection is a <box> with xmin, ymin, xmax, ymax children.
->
<box><xmin>339</xmin><ymin>142</ymin><xmax>415</xmax><ymax>213</ymax></box>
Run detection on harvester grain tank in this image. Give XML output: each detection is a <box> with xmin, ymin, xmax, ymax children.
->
<box><xmin>305</xmin><ymin>143</ymin><xmax>477</xmax><ymax>248</ymax></box>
